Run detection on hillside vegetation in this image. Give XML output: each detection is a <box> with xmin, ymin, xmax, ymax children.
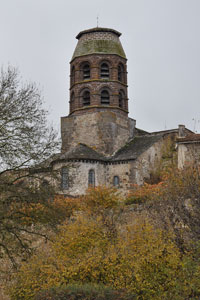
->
<box><xmin>6</xmin><ymin>166</ymin><xmax>200</xmax><ymax>300</ymax></box>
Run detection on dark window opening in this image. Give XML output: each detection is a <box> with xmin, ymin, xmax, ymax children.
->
<box><xmin>100</xmin><ymin>63</ymin><xmax>109</xmax><ymax>79</ymax></box>
<box><xmin>83</xmin><ymin>63</ymin><xmax>90</xmax><ymax>80</ymax></box>
<box><xmin>118</xmin><ymin>64</ymin><xmax>124</xmax><ymax>82</ymax></box>
<box><xmin>71</xmin><ymin>92</ymin><xmax>75</xmax><ymax>102</ymax></box>
<box><xmin>119</xmin><ymin>91</ymin><xmax>124</xmax><ymax>108</ymax></box>
<box><xmin>101</xmin><ymin>90</ymin><xmax>110</xmax><ymax>105</ymax></box>
<box><xmin>71</xmin><ymin>66</ymin><xmax>75</xmax><ymax>85</ymax></box>
<box><xmin>82</xmin><ymin>90</ymin><xmax>90</xmax><ymax>106</ymax></box>
<box><xmin>88</xmin><ymin>169</ymin><xmax>95</xmax><ymax>187</ymax></box>
<box><xmin>61</xmin><ymin>167</ymin><xmax>68</xmax><ymax>190</ymax></box>
<box><xmin>113</xmin><ymin>176</ymin><xmax>120</xmax><ymax>187</ymax></box>
<box><xmin>70</xmin><ymin>92</ymin><xmax>75</xmax><ymax>111</ymax></box>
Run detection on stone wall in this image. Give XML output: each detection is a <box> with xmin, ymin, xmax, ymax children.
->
<box><xmin>53</xmin><ymin>161</ymin><xmax>106</xmax><ymax>196</ymax></box>
<box><xmin>106</xmin><ymin>162</ymin><xmax>131</xmax><ymax>195</ymax></box>
<box><xmin>61</xmin><ymin>111</ymin><xmax>135</xmax><ymax>156</ymax></box>
<box><xmin>178</xmin><ymin>143</ymin><xmax>200</xmax><ymax>168</ymax></box>
<box><xmin>129</xmin><ymin>135</ymin><xmax>177</xmax><ymax>185</ymax></box>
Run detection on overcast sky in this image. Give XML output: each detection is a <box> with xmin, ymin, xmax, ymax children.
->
<box><xmin>1</xmin><ymin>0</ymin><xmax>200</xmax><ymax>134</ymax></box>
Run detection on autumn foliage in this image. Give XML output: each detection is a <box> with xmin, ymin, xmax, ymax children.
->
<box><xmin>8</xmin><ymin>168</ymin><xmax>200</xmax><ymax>300</ymax></box>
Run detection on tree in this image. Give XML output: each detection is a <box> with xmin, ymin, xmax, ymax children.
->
<box><xmin>9</xmin><ymin>188</ymin><xmax>184</xmax><ymax>300</ymax></box>
<box><xmin>0</xmin><ymin>66</ymin><xmax>70</xmax><ymax>266</ymax></box>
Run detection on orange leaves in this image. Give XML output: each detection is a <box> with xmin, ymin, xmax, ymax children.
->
<box><xmin>126</xmin><ymin>181</ymin><xmax>165</xmax><ymax>205</ymax></box>
<box><xmin>8</xmin><ymin>180</ymin><xmax>200</xmax><ymax>300</ymax></box>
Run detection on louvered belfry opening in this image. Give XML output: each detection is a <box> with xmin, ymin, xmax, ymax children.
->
<box><xmin>100</xmin><ymin>63</ymin><xmax>109</xmax><ymax>79</ymax></box>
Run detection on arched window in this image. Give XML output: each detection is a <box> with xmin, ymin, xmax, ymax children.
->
<box><xmin>119</xmin><ymin>90</ymin><xmax>125</xmax><ymax>108</ymax></box>
<box><xmin>61</xmin><ymin>167</ymin><xmax>68</xmax><ymax>190</ymax></box>
<box><xmin>88</xmin><ymin>169</ymin><xmax>95</xmax><ymax>187</ymax></box>
<box><xmin>100</xmin><ymin>63</ymin><xmax>109</xmax><ymax>79</ymax></box>
<box><xmin>71</xmin><ymin>66</ymin><xmax>75</xmax><ymax>85</ymax></box>
<box><xmin>82</xmin><ymin>90</ymin><xmax>90</xmax><ymax>106</ymax></box>
<box><xmin>82</xmin><ymin>63</ymin><xmax>90</xmax><ymax>80</ymax></box>
<box><xmin>118</xmin><ymin>63</ymin><xmax>124</xmax><ymax>82</ymax></box>
<box><xmin>113</xmin><ymin>176</ymin><xmax>120</xmax><ymax>187</ymax></box>
<box><xmin>101</xmin><ymin>90</ymin><xmax>110</xmax><ymax>105</ymax></box>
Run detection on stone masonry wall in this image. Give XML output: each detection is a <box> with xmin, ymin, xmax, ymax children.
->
<box><xmin>129</xmin><ymin>135</ymin><xmax>177</xmax><ymax>185</ymax></box>
<box><xmin>178</xmin><ymin>143</ymin><xmax>200</xmax><ymax>168</ymax></box>
<box><xmin>53</xmin><ymin>161</ymin><xmax>106</xmax><ymax>196</ymax></box>
<box><xmin>106</xmin><ymin>162</ymin><xmax>131</xmax><ymax>196</ymax></box>
<box><xmin>61</xmin><ymin>111</ymin><xmax>135</xmax><ymax>156</ymax></box>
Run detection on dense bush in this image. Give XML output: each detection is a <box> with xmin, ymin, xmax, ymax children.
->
<box><xmin>9</xmin><ymin>171</ymin><xmax>200</xmax><ymax>300</ymax></box>
<box><xmin>34</xmin><ymin>284</ymin><xmax>136</xmax><ymax>300</ymax></box>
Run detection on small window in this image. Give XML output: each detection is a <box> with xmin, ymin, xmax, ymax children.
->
<box><xmin>88</xmin><ymin>169</ymin><xmax>95</xmax><ymax>187</ymax></box>
<box><xmin>118</xmin><ymin>63</ymin><xmax>124</xmax><ymax>82</ymax></box>
<box><xmin>83</xmin><ymin>63</ymin><xmax>90</xmax><ymax>80</ymax></box>
<box><xmin>70</xmin><ymin>92</ymin><xmax>75</xmax><ymax>111</ymax></box>
<box><xmin>61</xmin><ymin>167</ymin><xmax>68</xmax><ymax>190</ymax></box>
<box><xmin>119</xmin><ymin>90</ymin><xmax>125</xmax><ymax>108</ymax></box>
<box><xmin>71</xmin><ymin>66</ymin><xmax>75</xmax><ymax>85</ymax></box>
<box><xmin>100</xmin><ymin>63</ymin><xmax>109</xmax><ymax>79</ymax></box>
<box><xmin>101</xmin><ymin>90</ymin><xmax>110</xmax><ymax>105</ymax></box>
<box><xmin>113</xmin><ymin>176</ymin><xmax>120</xmax><ymax>187</ymax></box>
<box><xmin>71</xmin><ymin>92</ymin><xmax>75</xmax><ymax>102</ymax></box>
<box><xmin>82</xmin><ymin>90</ymin><xmax>90</xmax><ymax>106</ymax></box>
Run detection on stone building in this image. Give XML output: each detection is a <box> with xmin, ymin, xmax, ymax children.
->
<box><xmin>49</xmin><ymin>27</ymin><xmax>196</xmax><ymax>196</ymax></box>
<box><xmin>176</xmin><ymin>127</ymin><xmax>200</xmax><ymax>169</ymax></box>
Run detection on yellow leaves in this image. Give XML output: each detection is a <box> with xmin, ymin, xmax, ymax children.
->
<box><xmin>8</xmin><ymin>183</ymin><xmax>200</xmax><ymax>300</ymax></box>
<box><xmin>80</xmin><ymin>185</ymin><xmax>120</xmax><ymax>213</ymax></box>
<box><xmin>9</xmin><ymin>213</ymin><xmax>183</xmax><ymax>300</ymax></box>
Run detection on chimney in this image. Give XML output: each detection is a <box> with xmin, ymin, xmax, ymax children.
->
<box><xmin>178</xmin><ymin>124</ymin><xmax>186</xmax><ymax>138</ymax></box>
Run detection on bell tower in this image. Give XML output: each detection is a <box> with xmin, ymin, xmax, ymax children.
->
<box><xmin>69</xmin><ymin>27</ymin><xmax>128</xmax><ymax>116</ymax></box>
<box><xmin>61</xmin><ymin>27</ymin><xmax>135</xmax><ymax>156</ymax></box>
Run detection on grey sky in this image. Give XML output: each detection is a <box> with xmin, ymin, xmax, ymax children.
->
<box><xmin>1</xmin><ymin>0</ymin><xmax>200</xmax><ymax>133</ymax></box>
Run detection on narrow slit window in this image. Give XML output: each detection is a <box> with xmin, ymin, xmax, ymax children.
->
<box><xmin>82</xmin><ymin>90</ymin><xmax>90</xmax><ymax>106</ymax></box>
<box><xmin>71</xmin><ymin>92</ymin><xmax>75</xmax><ymax>102</ymax></box>
<box><xmin>101</xmin><ymin>90</ymin><xmax>110</xmax><ymax>105</ymax></box>
<box><xmin>88</xmin><ymin>169</ymin><xmax>95</xmax><ymax>187</ymax></box>
<box><xmin>61</xmin><ymin>167</ymin><xmax>68</xmax><ymax>190</ymax></box>
<box><xmin>100</xmin><ymin>63</ymin><xmax>109</xmax><ymax>79</ymax></box>
<box><xmin>119</xmin><ymin>90</ymin><xmax>124</xmax><ymax>108</ymax></box>
<box><xmin>71</xmin><ymin>66</ymin><xmax>75</xmax><ymax>85</ymax></box>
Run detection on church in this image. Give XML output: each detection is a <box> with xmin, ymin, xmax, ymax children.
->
<box><xmin>47</xmin><ymin>27</ymin><xmax>200</xmax><ymax>196</ymax></box>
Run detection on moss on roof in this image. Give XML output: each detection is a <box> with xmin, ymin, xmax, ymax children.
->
<box><xmin>53</xmin><ymin>144</ymin><xmax>106</xmax><ymax>162</ymax></box>
<box><xmin>111</xmin><ymin>135</ymin><xmax>163</xmax><ymax>161</ymax></box>
<box><xmin>72</xmin><ymin>39</ymin><xmax>126</xmax><ymax>60</ymax></box>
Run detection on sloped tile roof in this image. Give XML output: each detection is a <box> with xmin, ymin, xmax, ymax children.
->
<box><xmin>111</xmin><ymin>135</ymin><xmax>163</xmax><ymax>161</ymax></box>
<box><xmin>177</xmin><ymin>134</ymin><xmax>200</xmax><ymax>143</ymax></box>
<box><xmin>53</xmin><ymin>143</ymin><xmax>106</xmax><ymax>162</ymax></box>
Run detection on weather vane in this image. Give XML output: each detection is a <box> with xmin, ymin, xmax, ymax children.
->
<box><xmin>97</xmin><ymin>14</ymin><xmax>99</xmax><ymax>27</ymax></box>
